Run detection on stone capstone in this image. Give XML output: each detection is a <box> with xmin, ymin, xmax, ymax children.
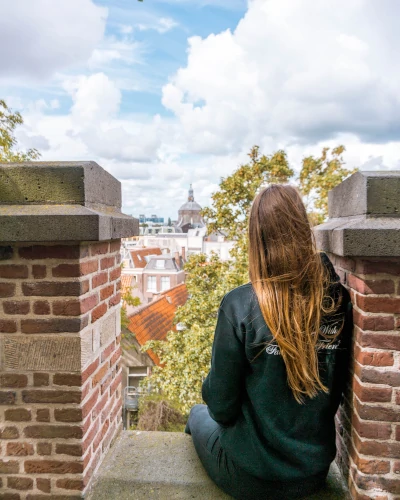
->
<box><xmin>0</xmin><ymin>161</ymin><xmax>139</xmax><ymax>242</ymax></box>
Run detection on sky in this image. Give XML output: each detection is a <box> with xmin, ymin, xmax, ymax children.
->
<box><xmin>1</xmin><ymin>0</ymin><xmax>400</xmax><ymax>219</ymax></box>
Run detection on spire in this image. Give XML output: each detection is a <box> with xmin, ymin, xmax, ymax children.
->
<box><xmin>188</xmin><ymin>184</ymin><xmax>194</xmax><ymax>202</ymax></box>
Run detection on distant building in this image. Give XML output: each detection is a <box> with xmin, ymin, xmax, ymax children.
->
<box><xmin>177</xmin><ymin>185</ymin><xmax>205</xmax><ymax>233</ymax></box>
<box><xmin>139</xmin><ymin>214</ymin><xmax>165</xmax><ymax>224</ymax></box>
<box><xmin>121</xmin><ymin>246</ymin><xmax>185</xmax><ymax>305</ymax></box>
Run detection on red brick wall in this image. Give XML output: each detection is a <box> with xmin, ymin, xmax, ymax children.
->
<box><xmin>0</xmin><ymin>241</ymin><xmax>123</xmax><ymax>499</ymax></box>
<box><xmin>329</xmin><ymin>254</ymin><xmax>400</xmax><ymax>500</ymax></box>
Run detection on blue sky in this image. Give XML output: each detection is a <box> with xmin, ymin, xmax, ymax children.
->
<box><xmin>1</xmin><ymin>0</ymin><xmax>400</xmax><ymax>219</ymax></box>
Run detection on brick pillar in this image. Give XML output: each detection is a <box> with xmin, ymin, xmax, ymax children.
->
<box><xmin>0</xmin><ymin>162</ymin><xmax>138</xmax><ymax>499</ymax></box>
<box><xmin>315</xmin><ymin>171</ymin><xmax>400</xmax><ymax>500</ymax></box>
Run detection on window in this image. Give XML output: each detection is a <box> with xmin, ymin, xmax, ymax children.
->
<box><xmin>161</xmin><ymin>276</ymin><xmax>170</xmax><ymax>291</ymax></box>
<box><xmin>127</xmin><ymin>366</ymin><xmax>148</xmax><ymax>389</ymax></box>
<box><xmin>147</xmin><ymin>276</ymin><xmax>157</xmax><ymax>292</ymax></box>
<box><xmin>155</xmin><ymin>260</ymin><xmax>165</xmax><ymax>269</ymax></box>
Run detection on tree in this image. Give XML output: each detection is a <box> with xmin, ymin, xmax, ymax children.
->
<box><xmin>144</xmin><ymin>145</ymin><xmax>355</xmax><ymax>413</ymax></box>
<box><xmin>168</xmin><ymin>217</ymin><xmax>172</xmax><ymax>227</ymax></box>
<box><xmin>0</xmin><ymin>100</ymin><xmax>41</xmax><ymax>162</ymax></box>
<box><xmin>299</xmin><ymin>146</ymin><xmax>356</xmax><ymax>224</ymax></box>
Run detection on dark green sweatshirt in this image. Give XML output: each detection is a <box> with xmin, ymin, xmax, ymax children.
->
<box><xmin>202</xmin><ymin>254</ymin><xmax>352</xmax><ymax>482</ymax></box>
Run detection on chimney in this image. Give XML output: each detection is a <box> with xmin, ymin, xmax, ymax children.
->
<box><xmin>182</xmin><ymin>246</ymin><xmax>186</xmax><ymax>261</ymax></box>
<box><xmin>174</xmin><ymin>251</ymin><xmax>180</xmax><ymax>269</ymax></box>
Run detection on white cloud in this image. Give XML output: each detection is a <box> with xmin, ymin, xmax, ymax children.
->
<box><xmin>0</xmin><ymin>0</ymin><xmax>107</xmax><ymax>80</ymax></box>
<box><xmin>137</xmin><ymin>17</ymin><xmax>179</xmax><ymax>34</ymax></box>
<box><xmin>162</xmin><ymin>0</ymin><xmax>400</xmax><ymax>154</ymax></box>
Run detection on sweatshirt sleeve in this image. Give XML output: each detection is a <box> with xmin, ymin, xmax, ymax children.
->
<box><xmin>202</xmin><ymin>306</ymin><xmax>247</xmax><ymax>426</ymax></box>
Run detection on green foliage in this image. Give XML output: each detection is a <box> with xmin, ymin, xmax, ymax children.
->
<box><xmin>144</xmin><ymin>145</ymin><xmax>356</xmax><ymax>414</ymax></box>
<box><xmin>121</xmin><ymin>288</ymin><xmax>141</xmax><ymax>330</ymax></box>
<box><xmin>136</xmin><ymin>393</ymin><xmax>186</xmax><ymax>432</ymax></box>
<box><xmin>168</xmin><ymin>217</ymin><xmax>172</xmax><ymax>226</ymax></box>
<box><xmin>299</xmin><ymin>146</ymin><xmax>357</xmax><ymax>224</ymax></box>
<box><xmin>0</xmin><ymin>100</ymin><xmax>41</xmax><ymax>162</ymax></box>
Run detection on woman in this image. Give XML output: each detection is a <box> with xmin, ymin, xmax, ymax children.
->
<box><xmin>185</xmin><ymin>185</ymin><xmax>352</xmax><ymax>500</ymax></box>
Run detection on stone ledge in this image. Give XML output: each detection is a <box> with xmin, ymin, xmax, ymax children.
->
<box><xmin>87</xmin><ymin>431</ymin><xmax>349</xmax><ymax>500</ymax></box>
<box><xmin>315</xmin><ymin>215</ymin><xmax>400</xmax><ymax>257</ymax></box>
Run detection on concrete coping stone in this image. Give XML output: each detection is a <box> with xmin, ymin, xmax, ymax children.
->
<box><xmin>0</xmin><ymin>162</ymin><xmax>139</xmax><ymax>241</ymax></box>
<box><xmin>87</xmin><ymin>431</ymin><xmax>349</xmax><ymax>500</ymax></box>
<box><xmin>328</xmin><ymin>170</ymin><xmax>400</xmax><ymax>219</ymax></box>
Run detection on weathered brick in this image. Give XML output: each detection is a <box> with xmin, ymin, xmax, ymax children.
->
<box><xmin>82</xmin><ymin>358</ymin><xmax>99</xmax><ymax>383</ymax></box>
<box><xmin>116</xmin><ymin>280</ymin><xmax>121</xmax><ymax>291</ymax></box>
<box><xmin>355</xmin><ymin>362</ymin><xmax>400</xmax><ymax>386</ymax></box>
<box><xmin>33</xmin><ymin>300</ymin><xmax>50</xmax><ymax>315</ymax></box>
<box><xmin>110</xmin><ymin>346</ymin><xmax>122</xmax><ymax>367</ymax></box>
<box><xmin>109</xmin><ymin>372</ymin><xmax>122</xmax><ymax>398</ymax></box>
<box><xmin>25</xmin><ymin>460</ymin><xmax>83</xmax><ymax>474</ymax></box>
<box><xmin>82</xmin><ymin>390</ymin><xmax>100</xmax><ymax>419</ymax></box>
<box><xmin>102</xmin><ymin>420</ymin><xmax>116</xmax><ymax>452</ymax></box>
<box><xmin>7</xmin><ymin>477</ymin><xmax>34</xmax><ymax>490</ymax></box>
<box><xmin>0</xmin><ymin>374</ymin><xmax>28</xmax><ymax>388</ymax></box>
<box><xmin>55</xmin><ymin>443</ymin><xmax>82</xmax><ymax>457</ymax></box>
<box><xmin>0</xmin><ymin>492</ymin><xmax>21</xmax><ymax>500</ymax></box>
<box><xmin>53</xmin><ymin>373</ymin><xmax>82</xmax><ymax>387</ymax></box>
<box><xmin>92</xmin><ymin>391</ymin><xmax>109</xmax><ymax>421</ymax></box>
<box><xmin>91</xmin><ymin>303</ymin><xmax>107</xmax><ymax>323</ymax></box>
<box><xmin>36</xmin><ymin>409</ymin><xmax>50</xmax><ymax>422</ymax></box>
<box><xmin>0</xmin><ymin>460</ymin><xmax>19</xmax><ymax>474</ymax></box>
<box><xmin>0</xmin><ymin>265</ymin><xmax>28</xmax><ymax>279</ymax></box>
<box><xmin>19</xmin><ymin>245</ymin><xmax>82</xmax><ymax>260</ymax></box>
<box><xmin>56</xmin><ymin>478</ymin><xmax>84</xmax><ymax>491</ymax></box>
<box><xmin>53</xmin><ymin>294</ymin><xmax>98</xmax><ymax>316</ymax></box>
<box><xmin>80</xmin><ymin>260</ymin><xmax>99</xmax><ymax>275</ymax></box>
<box><xmin>0</xmin><ymin>427</ymin><xmax>19</xmax><ymax>439</ymax></box>
<box><xmin>5</xmin><ymin>408</ymin><xmax>31</xmax><ymax>422</ymax></box>
<box><xmin>33</xmin><ymin>373</ymin><xmax>49</xmax><ymax>387</ymax></box>
<box><xmin>353</xmin><ymin>378</ymin><xmax>392</xmax><ymax>403</ymax></box>
<box><xmin>0</xmin><ymin>319</ymin><xmax>17</xmax><ymax>333</ymax></box>
<box><xmin>24</xmin><ymin>426</ymin><xmax>82</xmax><ymax>439</ymax></box>
<box><xmin>92</xmin><ymin>272</ymin><xmax>108</xmax><ymax>289</ymax></box>
<box><xmin>109</xmin><ymin>292</ymin><xmax>121</xmax><ymax>307</ymax></box>
<box><xmin>353</xmin><ymin>310</ymin><xmax>394</xmax><ymax>331</ymax></box>
<box><xmin>90</xmin><ymin>242</ymin><xmax>109</xmax><ymax>256</ymax></box>
<box><xmin>355</xmin><ymin>397</ymin><xmax>400</xmax><ymax>422</ymax></box>
<box><xmin>54</xmin><ymin>408</ymin><xmax>82</xmax><ymax>422</ymax></box>
<box><xmin>32</xmin><ymin>265</ymin><xmax>46</xmax><ymax>279</ymax></box>
<box><xmin>93</xmin><ymin>419</ymin><xmax>110</xmax><ymax>451</ymax></box>
<box><xmin>0</xmin><ymin>245</ymin><xmax>13</xmax><ymax>259</ymax></box>
<box><xmin>110</xmin><ymin>266</ymin><xmax>121</xmax><ymax>282</ymax></box>
<box><xmin>36</xmin><ymin>478</ymin><xmax>51</xmax><ymax>493</ymax></box>
<box><xmin>37</xmin><ymin>443</ymin><xmax>52</xmax><ymax>456</ymax></box>
<box><xmin>101</xmin><ymin>373</ymin><xmax>112</xmax><ymax>395</ymax></box>
<box><xmin>354</xmin><ymin>346</ymin><xmax>394</xmax><ymax>366</ymax></box>
<box><xmin>110</xmin><ymin>397</ymin><xmax>122</xmax><ymax>423</ymax></box>
<box><xmin>356</xmin><ymin>259</ymin><xmax>400</xmax><ymax>276</ymax></box>
<box><xmin>110</xmin><ymin>241</ymin><xmax>121</xmax><ymax>253</ymax></box>
<box><xmin>100</xmin><ymin>284</ymin><xmax>114</xmax><ymax>301</ymax></box>
<box><xmin>92</xmin><ymin>363</ymin><xmax>109</xmax><ymax>387</ymax></box>
<box><xmin>100</xmin><ymin>256</ymin><xmax>115</xmax><ymax>270</ymax></box>
<box><xmin>3</xmin><ymin>301</ymin><xmax>30</xmax><ymax>315</ymax></box>
<box><xmin>83</xmin><ymin>448</ymin><xmax>101</xmax><ymax>486</ymax></box>
<box><xmin>0</xmin><ymin>282</ymin><xmax>16</xmax><ymax>297</ymax></box>
<box><xmin>358</xmin><ymin>332</ymin><xmax>400</xmax><ymax>352</ymax></box>
<box><xmin>355</xmin><ymin>457</ymin><xmax>391</xmax><ymax>474</ymax></box>
<box><xmin>0</xmin><ymin>391</ymin><xmax>15</xmax><ymax>405</ymax></box>
<box><xmin>6</xmin><ymin>442</ymin><xmax>34</xmax><ymax>456</ymax></box>
<box><xmin>348</xmin><ymin>275</ymin><xmax>395</xmax><ymax>295</ymax></box>
<box><xmin>21</xmin><ymin>318</ymin><xmax>84</xmax><ymax>334</ymax></box>
<box><xmin>357</xmin><ymin>295</ymin><xmax>400</xmax><ymax>314</ymax></box>
<box><xmin>26</xmin><ymin>495</ymin><xmax>82</xmax><ymax>500</ymax></box>
<box><xmin>83</xmin><ymin>417</ymin><xmax>100</xmax><ymax>452</ymax></box>
<box><xmin>22</xmin><ymin>390</ymin><xmax>81</xmax><ymax>404</ymax></box>
<box><xmin>52</xmin><ymin>264</ymin><xmax>79</xmax><ymax>277</ymax></box>
<box><xmin>101</xmin><ymin>341</ymin><xmax>115</xmax><ymax>363</ymax></box>
<box><xmin>22</xmin><ymin>281</ymin><xmax>89</xmax><ymax>297</ymax></box>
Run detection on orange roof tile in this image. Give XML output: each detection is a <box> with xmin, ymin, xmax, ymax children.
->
<box><xmin>130</xmin><ymin>247</ymin><xmax>162</xmax><ymax>269</ymax></box>
<box><xmin>121</xmin><ymin>274</ymin><xmax>133</xmax><ymax>296</ymax></box>
<box><xmin>127</xmin><ymin>283</ymin><xmax>188</xmax><ymax>366</ymax></box>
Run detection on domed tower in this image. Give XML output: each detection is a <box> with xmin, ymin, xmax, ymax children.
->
<box><xmin>176</xmin><ymin>185</ymin><xmax>205</xmax><ymax>233</ymax></box>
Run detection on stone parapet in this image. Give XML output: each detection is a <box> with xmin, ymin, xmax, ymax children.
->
<box><xmin>0</xmin><ymin>162</ymin><xmax>137</xmax><ymax>499</ymax></box>
<box><xmin>315</xmin><ymin>170</ymin><xmax>400</xmax><ymax>500</ymax></box>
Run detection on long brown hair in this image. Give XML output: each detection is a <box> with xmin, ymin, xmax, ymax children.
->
<box><xmin>249</xmin><ymin>184</ymin><xmax>338</xmax><ymax>403</ymax></box>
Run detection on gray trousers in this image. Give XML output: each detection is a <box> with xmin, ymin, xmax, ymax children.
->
<box><xmin>185</xmin><ymin>404</ymin><xmax>327</xmax><ymax>500</ymax></box>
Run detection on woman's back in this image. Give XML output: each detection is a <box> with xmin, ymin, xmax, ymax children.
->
<box><xmin>202</xmin><ymin>254</ymin><xmax>352</xmax><ymax>481</ymax></box>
